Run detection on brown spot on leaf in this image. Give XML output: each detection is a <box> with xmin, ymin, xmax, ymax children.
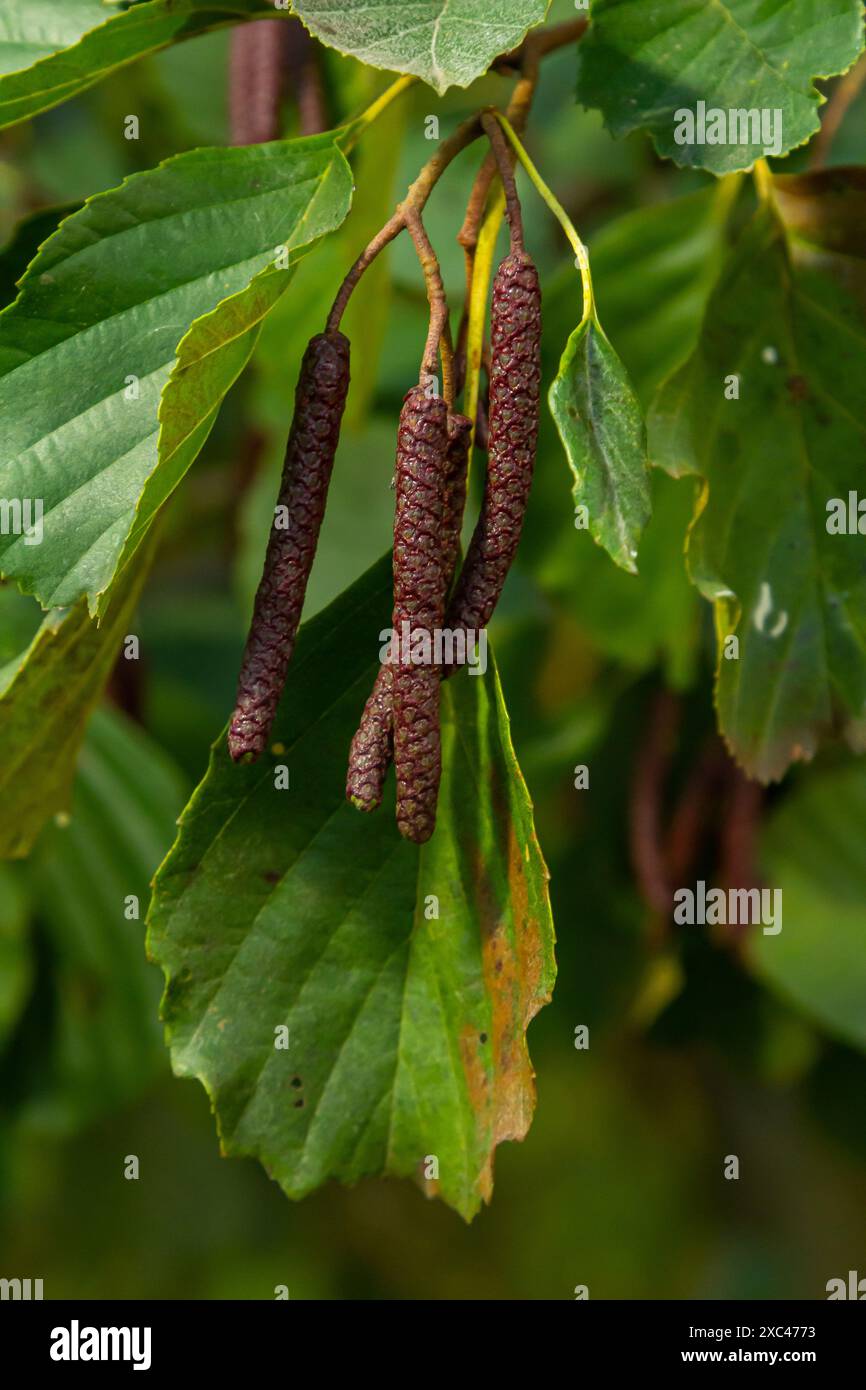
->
<box><xmin>787</xmin><ymin>374</ymin><xmax>809</xmax><ymax>402</ymax></box>
<box><xmin>460</xmin><ymin>803</ymin><xmax>554</xmax><ymax>1205</ymax></box>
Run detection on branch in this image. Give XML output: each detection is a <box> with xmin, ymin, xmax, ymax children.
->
<box><xmin>480</xmin><ymin>111</ymin><xmax>524</xmax><ymax>253</ymax></box>
<box><xmin>326</xmin><ymin>113</ymin><xmax>482</xmax><ymax>333</ymax></box>
<box><xmin>330</xmin><ymin>14</ymin><xmax>589</xmax><ymax>333</ymax></box>
<box><xmin>405</xmin><ymin>209</ymin><xmax>453</xmax><ymax>401</ymax></box>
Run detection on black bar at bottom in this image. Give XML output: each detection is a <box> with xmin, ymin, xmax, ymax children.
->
<box><xmin>0</xmin><ymin>1298</ymin><xmax>862</xmax><ymax>1374</ymax></box>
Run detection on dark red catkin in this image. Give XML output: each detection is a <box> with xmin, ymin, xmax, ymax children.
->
<box><xmin>346</xmin><ymin>662</ymin><xmax>394</xmax><ymax>812</ymax></box>
<box><xmin>345</xmin><ymin>254</ymin><xmax>539</xmax><ymax>806</ymax></box>
<box><xmin>229</xmin><ymin>20</ymin><xmax>289</xmax><ymax>146</ymax></box>
<box><xmin>228</xmin><ymin>332</ymin><xmax>350</xmax><ymax>762</ymax></box>
<box><xmin>346</xmin><ymin>410</ymin><xmax>470</xmax><ymax>814</ymax></box>
<box><xmin>441</xmin><ymin>412</ymin><xmax>473</xmax><ymax>592</ymax></box>
<box><xmin>391</xmin><ymin>387</ymin><xmax>449</xmax><ymax>843</ymax></box>
<box><xmin>446</xmin><ymin>249</ymin><xmax>541</xmax><ymax>633</ymax></box>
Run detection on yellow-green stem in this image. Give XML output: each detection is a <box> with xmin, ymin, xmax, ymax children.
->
<box><xmin>339</xmin><ymin>74</ymin><xmax>416</xmax><ymax>152</ymax></box>
<box><xmin>752</xmin><ymin>158</ymin><xmax>775</xmax><ymax>205</ymax></box>
<box><xmin>464</xmin><ymin>184</ymin><xmax>505</xmax><ymax>470</ymax></box>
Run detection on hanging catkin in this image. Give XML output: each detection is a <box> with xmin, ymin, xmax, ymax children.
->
<box><xmin>346</xmin><ymin>411</ymin><xmax>470</xmax><ymax>813</ymax></box>
<box><xmin>390</xmin><ymin>387</ymin><xmax>449</xmax><ymax>842</ymax></box>
<box><xmin>229</xmin><ymin>331</ymin><xmax>350</xmax><ymax>762</ymax></box>
<box><xmin>446</xmin><ymin>250</ymin><xmax>541</xmax><ymax>634</ymax></box>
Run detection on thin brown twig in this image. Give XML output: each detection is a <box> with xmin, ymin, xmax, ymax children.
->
<box><xmin>810</xmin><ymin>52</ymin><xmax>866</xmax><ymax>169</ymax></box>
<box><xmin>329</xmin><ymin>17</ymin><xmax>588</xmax><ymax>336</ymax></box>
<box><xmin>458</xmin><ymin>151</ymin><xmax>497</xmax><ymax>269</ymax></box>
<box><xmin>405</xmin><ymin>209</ymin><xmax>453</xmax><ymax>402</ymax></box>
<box><xmin>325</xmin><ymin>112</ymin><xmax>482</xmax><ymax>333</ymax></box>
<box><xmin>480</xmin><ymin>111</ymin><xmax>524</xmax><ymax>252</ymax></box>
<box><xmin>325</xmin><ymin>214</ymin><xmax>405</xmax><ymax>332</ymax></box>
<box><xmin>457</xmin><ymin>21</ymin><xmax>556</xmax><ymax>293</ymax></box>
<box><xmin>492</xmin><ymin>16</ymin><xmax>589</xmax><ymax>73</ymax></box>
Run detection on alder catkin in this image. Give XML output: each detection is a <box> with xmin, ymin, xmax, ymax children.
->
<box><xmin>391</xmin><ymin>386</ymin><xmax>449</xmax><ymax>843</ymax></box>
<box><xmin>447</xmin><ymin>250</ymin><xmax>541</xmax><ymax>632</ymax></box>
<box><xmin>345</xmin><ymin>411</ymin><xmax>470</xmax><ymax>814</ymax></box>
<box><xmin>441</xmin><ymin>412</ymin><xmax>473</xmax><ymax>591</ymax></box>
<box><xmin>344</xmin><ymin>256</ymin><xmax>539</xmax><ymax>800</ymax></box>
<box><xmin>228</xmin><ymin>331</ymin><xmax>350</xmax><ymax>763</ymax></box>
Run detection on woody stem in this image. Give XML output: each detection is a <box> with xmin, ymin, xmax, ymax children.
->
<box><xmin>480</xmin><ymin>111</ymin><xmax>524</xmax><ymax>253</ymax></box>
<box><xmin>405</xmin><ymin>210</ymin><xmax>453</xmax><ymax>405</ymax></box>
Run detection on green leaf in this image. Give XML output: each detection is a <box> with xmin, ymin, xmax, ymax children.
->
<box><xmin>538</xmin><ymin>470</ymin><xmax>699</xmax><ymax>689</ymax></box>
<box><xmin>294</xmin><ymin>0</ymin><xmax>549</xmax><ymax>94</ymax></box>
<box><xmin>750</xmin><ymin>762</ymin><xmax>866</xmax><ymax>1052</ymax></box>
<box><xmin>577</xmin><ymin>0</ymin><xmax>865</xmax><ymax>174</ymax></box>
<box><xmin>0</xmin><ymin>134</ymin><xmax>352</xmax><ymax>615</ymax></box>
<box><xmin>0</xmin><ymin>582</ymin><xmax>42</xmax><ymax>672</ymax></box>
<box><xmin>649</xmin><ymin>174</ymin><xmax>866</xmax><ymax>781</ymax></box>
<box><xmin>548</xmin><ymin>312</ymin><xmax>650</xmax><ymax>573</ymax></box>
<box><xmin>588</xmin><ymin>182</ymin><xmax>741</xmax><ymax>407</ymax></box>
<box><xmin>0</xmin><ymin>537</ymin><xmax>154</xmax><ymax>860</ymax></box>
<box><xmin>0</xmin><ymin>1</ymin><xmax>281</xmax><ymax>130</ymax></box>
<box><xmin>19</xmin><ymin>706</ymin><xmax>185</xmax><ymax>1129</ymax></box>
<box><xmin>148</xmin><ymin>554</ymin><xmax>555</xmax><ymax>1221</ymax></box>
<box><xmin>525</xmin><ymin>186</ymin><xmax>738</xmax><ymax>687</ymax></box>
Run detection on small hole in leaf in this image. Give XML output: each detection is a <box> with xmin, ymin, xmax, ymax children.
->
<box><xmin>290</xmin><ymin>1076</ymin><xmax>302</xmax><ymax>1088</ymax></box>
<box><xmin>479</xmin><ymin>1033</ymin><xmax>488</xmax><ymax>1045</ymax></box>
<box><xmin>294</xmin><ymin>1098</ymin><xmax>304</xmax><ymax>1109</ymax></box>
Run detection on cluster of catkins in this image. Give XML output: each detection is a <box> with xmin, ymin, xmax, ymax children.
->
<box><xmin>228</xmin><ymin>249</ymin><xmax>541</xmax><ymax>843</ymax></box>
